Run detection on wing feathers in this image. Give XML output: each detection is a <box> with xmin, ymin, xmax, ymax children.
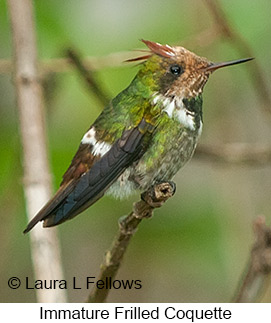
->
<box><xmin>44</xmin><ymin>120</ymin><xmax>152</xmax><ymax>226</ymax></box>
<box><xmin>24</xmin><ymin>118</ymin><xmax>154</xmax><ymax>232</ymax></box>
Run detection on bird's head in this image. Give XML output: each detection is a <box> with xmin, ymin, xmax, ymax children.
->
<box><xmin>128</xmin><ymin>40</ymin><xmax>253</xmax><ymax>101</ymax></box>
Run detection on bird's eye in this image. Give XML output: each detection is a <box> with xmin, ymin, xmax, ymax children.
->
<box><xmin>170</xmin><ymin>64</ymin><xmax>183</xmax><ymax>76</ymax></box>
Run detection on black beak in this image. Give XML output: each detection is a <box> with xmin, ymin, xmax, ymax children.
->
<box><xmin>204</xmin><ymin>57</ymin><xmax>254</xmax><ymax>72</ymax></box>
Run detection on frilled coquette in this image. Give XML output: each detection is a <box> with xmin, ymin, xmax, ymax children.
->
<box><xmin>24</xmin><ymin>40</ymin><xmax>253</xmax><ymax>233</ymax></box>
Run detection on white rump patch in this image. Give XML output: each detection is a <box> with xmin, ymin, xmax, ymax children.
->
<box><xmin>81</xmin><ymin>127</ymin><xmax>111</xmax><ymax>156</ymax></box>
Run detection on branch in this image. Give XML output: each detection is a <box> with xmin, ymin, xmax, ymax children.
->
<box><xmin>234</xmin><ymin>216</ymin><xmax>271</xmax><ymax>302</ymax></box>
<box><xmin>204</xmin><ymin>0</ymin><xmax>271</xmax><ymax>118</ymax></box>
<box><xmin>0</xmin><ymin>51</ymin><xmax>134</xmax><ymax>75</ymax></box>
<box><xmin>66</xmin><ymin>48</ymin><xmax>110</xmax><ymax>106</ymax></box>
<box><xmin>86</xmin><ymin>181</ymin><xmax>176</xmax><ymax>303</ymax></box>
<box><xmin>7</xmin><ymin>0</ymin><xmax>66</xmax><ymax>302</ymax></box>
<box><xmin>0</xmin><ymin>27</ymin><xmax>219</xmax><ymax>76</ymax></box>
<box><xmin>195</xmin><ymin>143</ymin><xmax>271</xmax><ymax>166</ymax></box>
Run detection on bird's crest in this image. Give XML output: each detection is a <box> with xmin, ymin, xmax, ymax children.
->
<box><xmin>126</xmin><ymin>39</ymin><xmax>176</xmax><ymax>63</ymax></box>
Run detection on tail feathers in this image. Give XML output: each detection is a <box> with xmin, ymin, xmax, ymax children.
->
<box><xmin>23</xmin><ymin>200</ymin><xmax>66</xmax><ymax>234</ymax></box>
<box><xmin>23</xmin><ymin>164</ymin><xmax>108</xmax><ymax>233</ymax></box>
<box><xmin>42</xmin><ymin>190</ymin><xmax>103</xmax><ymax>228</ymax></box>
<box><xmin>23</xmin><ymin>213</ymin><xmax>44</xmax><ymax>234</ymax></box>
<box><xmin>23</xmin><ymin>182</ymin><xmax>76</xmax><ymax>234</ymax></box>
<box><xmin>23</xmin><ymin>175</ymin><xmax>105</xmax><ymax>233</ymax></box>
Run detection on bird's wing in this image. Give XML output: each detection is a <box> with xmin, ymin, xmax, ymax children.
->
<box><xmin>60</xmin><ymin>141</ymin><xmax>101</xmax><ymax>187</ymax></box>
<box><xmin>23</xmin><ymin>118</ymin><xmax>154</xmax><ymax>233</ymax></box>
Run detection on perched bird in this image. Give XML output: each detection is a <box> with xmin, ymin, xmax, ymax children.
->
<box><xmin>24</xmin><ymin>40</ymin><xmax>253</xmax><ymax>233</ymax></box>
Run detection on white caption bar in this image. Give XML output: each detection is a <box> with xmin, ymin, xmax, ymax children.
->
<box><xmin>1</xmin><ymin>303</ymin><xmax>269</xmax><ymax>322</ymax></box>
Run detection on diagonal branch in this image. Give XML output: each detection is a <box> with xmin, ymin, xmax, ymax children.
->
<box><xmin>234</xmin><ymin>216</ymin><xmax>271</xmax><ymax>302</ymax></box>
<box><xmin>204</xmin><ymin>0</ymin><xmax>271</xmax><ymax>118</ymax></box>
<box><xmin>86</xmin><ymin>181</ymin><xmax>176</xmax><ymax>303</ymax></box>
<box><xmin>66</xmin><ymin>48</ymin><xmax>110</xmax><ymax>106</ymax></box>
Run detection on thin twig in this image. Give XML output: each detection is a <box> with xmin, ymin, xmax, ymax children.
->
<box><xmin>204</xmin><ymin>0</ymin><xmax>271</xmax><ymax>118</ymax></box>
<box><xmin>195</xmin><ymin>143</ymin><xmax>271</xmax><ymax>166</ymax></box>
<box><xmin>0</xmin><ymin>51</ymin><xmax>133</xmax><ymax>75</ymax></box>
<box><xmin>234</xmin><ymin>216</ymin><xmax>271</xmax><ymax>302</ymax></box>
<box><xmin>8</xmin><ymin>0</ymin><xmax>66</xmax><ymax>302</ymax></box>
<box><xmin>0</xmin><ymin>27</ymin><xmax>219</xmax><ymax>76</ymax></box>
<box><xmin>86</xmin><ymin>181</ymin><xmax>176</xmax><ymax>303</ymax></box>
<box><xmin>66</xmin><ymin>48</ymin><xmax>110</xmax><ymax>106</ymax></box>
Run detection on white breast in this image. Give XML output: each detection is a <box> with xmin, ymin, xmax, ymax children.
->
<box><xmin>153</xmin><ymin>93</ymin><xmax>197</xmax><ymax>131</ymax></box>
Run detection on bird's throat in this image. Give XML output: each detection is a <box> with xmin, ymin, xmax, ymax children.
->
<box><xmin>152</xmin><ymin>93</ymin><xmax>203</xmax><ymax>132</ymax></box>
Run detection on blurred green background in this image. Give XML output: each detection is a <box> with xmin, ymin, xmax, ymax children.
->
<box><xmin>0</xmin><ymin>0</ymin><xmax>271</xmax><ymax>302</ymax></box>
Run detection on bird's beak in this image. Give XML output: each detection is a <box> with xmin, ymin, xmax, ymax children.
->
<box><xmin>204</xmin><ymin>57</ymin><xmax>254</xmax><ymax>72</ymax></box>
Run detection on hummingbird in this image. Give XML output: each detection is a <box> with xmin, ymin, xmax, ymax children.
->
<box><xmin>24</xmin><ymin>40</ymin><xmax>253</xmax><ymax>233</ymax></box>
